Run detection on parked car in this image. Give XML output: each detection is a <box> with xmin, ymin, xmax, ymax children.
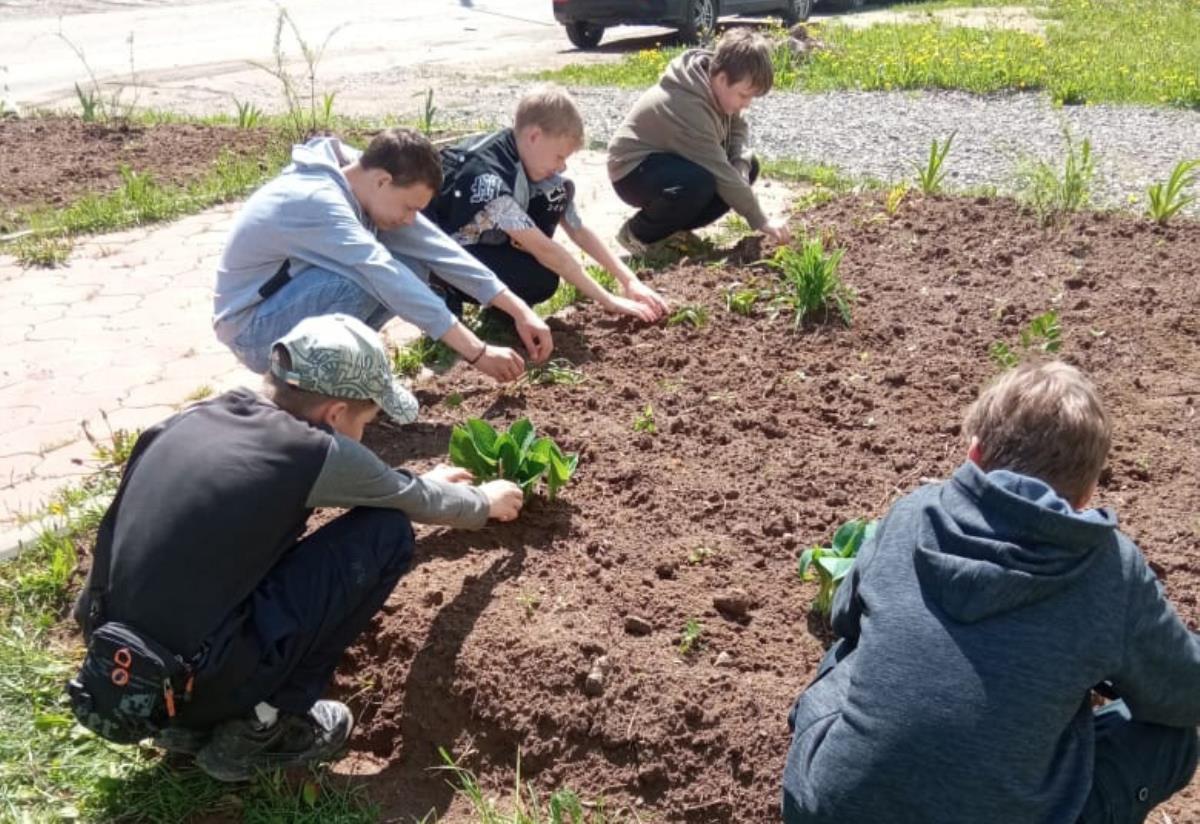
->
<box><xmin>552</xmin><ymin>0</ymin><xmax>817</xmax><ymax>49</ymax></box>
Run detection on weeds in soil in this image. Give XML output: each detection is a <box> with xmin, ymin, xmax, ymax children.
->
<box><xmin>393</xmin><ymin>336</ymin><xmax>457</xmax><ymax>378</ymax></box>
<box><xmin>767</xmin><ymin>237</ymin><xmax>854</xmax><ymax>329</ymax></box>
<box><xmin>667</xmin><ymin>305</ymin><xmax>709</xmax><ymax>329</ymax></box>
<box><xmin>1146</xmin><ymin>159</ymin><xmax>1199</xmax><ymax>226</ymax></box>
<box><xmin>0</xmin><ymin>65</ymin><xmax>14</xmax><ymax>118</ymax></box>
<box><xmin>687</xmin><ymin>546</ymin><xmax>716</xmax><ymax>565</ymax></box>
<box><xmin>450</xmin><ymin>418</ymin><xmax>578</xmax><ymax>500</ymax></box>
<box><xmin>1016</xmin><ymin>131</ymin><xmax>1095</xmax><ymax>225</ymax></box>
<box><xmin>883</xmin><ymin>183</ymin><xmax>909</xmax><ymax>217</ymax></box>
<box><xmin>58</xmin><ymin>26</ymin><xmax>139</xmax><ymax>122</ymax></box>
<box><xmin>252</xmin><ymin>8</ymin><xmax>346</xmax><ymax>142</ymax></box>
<box><xmin>516</xmin><ymin>592</ymin><xmax>542</xmax><ymax>618</ymax></box>
<box><xmin>989</xmin><ymin>309</ymin><xmax>1062</xmax><ymax>369</ymax></box>
<box><xmin>416</xmin><ymin>88</ymin><xmax>439</xmax><ymax>136</ymax></box>
<box><xmin>914</xmin><ymin>132</ymin><xmax>955</xmax><ymax>195</ymax></box>
<box><xmin>434</xmin><ymin>747</ymin><xmax>614</xmax><ymax>823</ymax></box>
<box><xmin>724</xmin><ymin>280</ymin><xmax>769</xmax><ymax>317</ymax></box>
<box><xmin>542</xmin><ymin>1</ymin><xmax>1200</xmax><ymax>108</ymax></box>
<box><xmin>519</xmin><ymin>359</ymin><xmax>587</xmax><ymax>387</ymax></box>
<box><xmin>632</xmin><ymin>404</ymin><xmax>657</xmax><ymax>435</ymax></box>
<box><xmin>678</xmin><ymin>618</ymin><xmax>704</xmax><ymax>656</ymax></box>
<box><xmin>233</xmin><ymin>98</ymin><xmax>265</xmax><ymax>129</ymax></box>
<box><xmin>799</xmin><ymin>519</ymin><xmax>876</xmax><ymax>617</ymax></box>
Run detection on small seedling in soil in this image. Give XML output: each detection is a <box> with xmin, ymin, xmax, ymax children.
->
<box><xmin>989</xmin><ymin>310</ymin><xmax>1062</xmax><ymax>369</ymax></box>
<box><xmin>678</xmin><ymin>618</ymin><xmax>704</xmax><ymax>656</ymax></box>
<box><xmin>519</xmin><ymin>358</ymin><xmax>586</xmax><ymax>387</ymax></box>
<box><xmin>449</xmin><ymin>417</ymin><xmax>578</xmax><ymax>499</ymax></box>
<box><xmin>633</xmin><ymin>404</ymin><xmax>657</xmax><ymax>434</ymax></box>
<box><xmin>1146</xmin><ymin>158</ymin><xmax>1198</xmax><ymax>226</ymax></box>
<box><xmin>799</xmin><ymin>518</ymin><xmax>877</xmax><ymax>617</ymax></box>
<box><xmin>392</xmin><ymin>336</ymin><xmax>454</xmax><ymax>378</ymax></box>
<box><xmin>914</xmin><ymin>132</ymin><xmax>955</xmax><ymax>195</ymax></box>
<box><xmin>516</xmin><ymin>591</ymin><xmax>541</xmax><ymax>618</ymax></box>
<box><xmin>233</xmin><ymin>98</ymin><xmax>264</xmax><ymax>129</ymax></box>
<box><xmin>883</xmin><ymin>182</ymin><xmax>909</xmax><ymax>216</ymax></box>
<box><xmin>668</xmin><ymin>304</ymin><xmax>709</xmax><ymax>328</ymax></box>
<box><xmin>443</xmin><ymin>391</ymin><xmax>464</xmax><ymax>410</ymax></box>
<box><xmin>723</xmin><ymin>281</ymin><xmax>768</xmax><ymax>316</ymax></box>
<box><xmin>687</xmin><ymin>546</ymin><xmax>716</xmax><ymax>565</ymax></box>
<box><xmin>415</xmin><ymin>87</ymin><xmax>438</xmax><ymax>136</ymax></box>
<box><xmin>767</xmin><ymin>238</ymin><xmax>854</xmax><ymax>328</ymax></box>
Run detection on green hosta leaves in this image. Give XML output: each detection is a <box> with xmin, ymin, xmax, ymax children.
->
<box><xmin>798</xmin><ymin>518</ymin><xmax>877</xmax><ymax>616</ymax></box>
<box><xmin>448</xmin><ymin>417</ymin><xmax>579</xmax><ymax>500</ymax></box>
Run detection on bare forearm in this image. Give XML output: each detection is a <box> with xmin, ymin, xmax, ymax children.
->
<box><xmin>569</xmin><ymin>225</ymin><xmax>635</xmax><ymax>288</ymax></box>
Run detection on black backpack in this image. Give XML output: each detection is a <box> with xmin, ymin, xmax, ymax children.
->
<box><xmin>66</xmin><ymin>427</ymin><xmax>195</xmax><ymax>743</ymax></box>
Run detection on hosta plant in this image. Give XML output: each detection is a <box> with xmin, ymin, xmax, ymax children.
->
<box><xmin>449</xmin><ymin>417</ymin><xmax>578</xmax><ymax>500</ymax></box>
<box><xmin>798</xmin><ymin>518</ymin><xmax>876</xmax><ymax>617</ymax></box>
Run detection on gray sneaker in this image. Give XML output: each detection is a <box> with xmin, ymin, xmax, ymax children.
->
<box><xmin>153</xmin><ymin>725</ymin><xmax>210</xmax><ymax>756</ymax></box>
<box><xmin>194</xmin><ymin>700</ymin><xmax>353</xmax><ymax>783</ymax></box>
<box><xmin>616</xmin><ymin>220</ymin><xmax>650</xmax><ymax>257</ymax></box>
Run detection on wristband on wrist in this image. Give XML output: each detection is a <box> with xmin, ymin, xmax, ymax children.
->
<box><xmin>466</xmin><ymin>341</ymin><xmax>488</xmax><ymax>365</ymax></box>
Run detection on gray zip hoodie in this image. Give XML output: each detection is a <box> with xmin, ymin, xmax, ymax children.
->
<box><xmin>213</xmin><ymin>138</ymin><xmax>505</xmax><ymax>345</ymax></box>
<box><xmin>607</xmin><ymin>49</ymin><xmax>766</xmax><ymax>229</ymax></box>
<box><xmin>783</xmin><ymin>461</ymin><xmax>1200</xmax><ymax>823</ymax></box>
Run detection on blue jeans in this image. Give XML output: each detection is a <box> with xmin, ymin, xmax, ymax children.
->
<box><xmin>181</xmin><ymin>507</ymin><xmax>414</xmax><ymax>726</ymax></box>
<box><xmin>229</xmin><ymin>268</ymin><xmax>393</xmax><ymax>374</ymax></box>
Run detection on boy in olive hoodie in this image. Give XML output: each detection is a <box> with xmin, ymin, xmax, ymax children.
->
<box><xmin>782</xmin><ymin>362</ymin><xmax>1200</xmax><ymax>824</ymax></box>
<box><xmin>607</xmin><ymin>28</ymin><xmax>791</xmax><ymax>254</ymax></box>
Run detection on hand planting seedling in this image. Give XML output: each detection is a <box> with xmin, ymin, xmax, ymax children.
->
<box><xmin>799</xmin><ymin>518</ymin><xmax>877</xmax><ymax>617</ymax></box>
<box><xmin>633</xmin><ymin>404</ymin><xmax>657</xmax><ymax>434</ymax></box>
<box><xmin>678</xmin><ymin>618</ymin><xmax>704</xmax><ymax>656</ymax></box>
<box><xmin>668</xmin><ymin>304</ymin><xmax>709</xmax><ymax>328</ymax></box>
<box><xmin>768</xmin><ymin>238</ymin><xmax>854</xmax><ymax>328</ymax></box>
<box><xmin>449</xmin><ymin>417</ymin><xmax>578</xmax><ymax>500</ymax></box>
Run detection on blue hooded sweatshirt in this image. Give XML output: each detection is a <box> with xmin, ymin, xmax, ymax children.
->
<box><xmin>782</xmin><ymin>462</ymin><xmax>1200</xmax><ymax>823</ymax></box>
<box><xmin>213</xmin><ymin>137</ymin><xmax>505</xmax><ymax>345</ymax></box>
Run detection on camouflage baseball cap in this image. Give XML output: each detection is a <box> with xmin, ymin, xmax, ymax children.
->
<box><xmin>269</xmin><ymin>314</ymin><xmax>418</xmax><ymax>424</ymax></box>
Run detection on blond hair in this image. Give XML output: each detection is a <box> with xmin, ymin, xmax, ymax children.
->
<box><xmin>514</xmin><ymin>84</ymin><xmax>585</xmax><ymax>147</ymax></box>
<box><xmin>711</xmin><ymin>28</ymin><xmax>775</xmax><ymax>94</ymax></box>
<box><xmin>963</xmin><ymin>360</ymin><xmax>1111</xmax><ymax>504</ymax></box>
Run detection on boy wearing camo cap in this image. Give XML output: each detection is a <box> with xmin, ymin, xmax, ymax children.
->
<box><xmin>73</xmin><ymin>314</ymin><xmax>523</xmax><ymax>781</ymax></box>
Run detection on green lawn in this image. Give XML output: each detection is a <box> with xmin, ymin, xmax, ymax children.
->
<box><xmin>541</xmin><ymin>0</ymin><xmax>1200</xmax><ymax>107</ymax></box>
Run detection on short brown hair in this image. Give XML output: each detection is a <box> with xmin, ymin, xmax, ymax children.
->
<box><xmin>514</xmin><ymin>84</ymin><xmax>585</xmax><ymax>147</ymax></box>
<box><xmin>263</xmin><ymin>345</ymin><xmax>378</xmax><ymax>420</ymax></box>
<box><xmin>360</xmin><ymin>127</ymin><xmax>442</xmax><ymax>190</ymax></box>
<box><xmin>963</xmin><ymin>360</ymin><xmax>1111</xmax><ymax>504</ymax></box>
<box><xmin>710</xmin><ymin>28</ymin><xmax>775</xmax><ymax>94</ymax></box>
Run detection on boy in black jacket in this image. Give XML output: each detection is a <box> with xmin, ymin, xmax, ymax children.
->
<box><xmin>428</xmin><ymin>85</ymin><xmax>667</xmax><ymax>323</ymax></box>
<box><xmin>73</xmin><ymin>314</ymin><xmax>523</xmax><ymax>781</ymax></box>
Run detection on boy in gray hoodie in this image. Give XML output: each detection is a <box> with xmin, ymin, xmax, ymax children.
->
<box><xmin>607</xmin><ymin>28</ymin><xmax>791</xmax><ymax>254</ymax></box>
<box><xmin>214</xmin><ymin>128</ymin><xmax>552</xmax><ymax>382</ymax></box>
<box><xmin>783</xmin><ymin>361</ymin><xmax>1199</xmax><ymax>824</ymax></box>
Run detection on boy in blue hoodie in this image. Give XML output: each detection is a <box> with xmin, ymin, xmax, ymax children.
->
<box><xmin>782</xmin><ymin>361</ymin><xmax>1199</xmax><ymax>824</ymax></box>
<box><xmin>214</xmin><ymin>128</ymin><xmax>552</xmax><ymax>382</ymax></box>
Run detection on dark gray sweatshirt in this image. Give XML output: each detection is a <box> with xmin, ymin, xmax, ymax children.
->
<box><xmin>782</xmin><ymin>462</ymin><xmax>1200</xmax><ymax>823</ymax></box>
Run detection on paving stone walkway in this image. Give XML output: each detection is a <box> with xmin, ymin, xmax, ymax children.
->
<box><xmin>0</xmin><ymin>148</ymin><xmax>794</xmax><ymax>550</ymax></box>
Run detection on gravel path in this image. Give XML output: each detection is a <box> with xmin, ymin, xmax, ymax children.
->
<box><xmin>434</xmin><ymin>82</ymin><xmax>1200</xmax><ymax>214</ymax></box>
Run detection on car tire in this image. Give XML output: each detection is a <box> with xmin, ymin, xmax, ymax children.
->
<box><xmin>779</xmin><ymin>0</ymin><xmax>814</xmax><ymax>24</ymax></box>
<box><xmin>678</xmin><ymin>0</ymin><xmax>718</xmax><ymax>44</ymax></box>
<box><xmin>564</xmin><ymin>21</ymin><xmax>605</xmax><ymax>50</ymax></box>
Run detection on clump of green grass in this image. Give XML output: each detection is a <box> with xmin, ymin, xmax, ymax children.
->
<box><xmin>12</xmin><ymin>233</ymin><xmax>73</xmax><ymax>268</ymax></box>
<box><xmin>1146</xmin><ymin>158</ymin><xmax>1198</xmax><ymax>225</ymax></box>
<box><xmin>914</xmin><ymin>132</ymin><xmax>955</xmax><ymax>195</ymax></box>
<box><xmin>1016</xmin><ymin>132</ymin><xmax>1095</xmax><ymax>225</ymax></box>
<box><xmin>767</xmin><ymin>236</ymin><xmax>854</xmax><ymax>328</ymax></box>
<box><xmin>233</xmin><ymin>98</ymin><xmax>264</xmax><ymax>129</ymax></box>
<box><xmin>392</xmin><ymin>335</ymin><xmax>457</xmax><ymax>378</ymax></box>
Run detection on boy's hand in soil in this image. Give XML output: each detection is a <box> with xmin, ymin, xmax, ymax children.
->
<box><xmin>474</xmin><ymin>345</ymin><xmax>526</xmax><ymax>382</ymax></box>
<box><xmin>603</xmin><ymin>293</ymin><xmax>661</xmax><ymax>323</ymax></box>
<box><xmin>514</xmin><ymin>312</ymin><xmax>553</xmax><ymax>363</ymax></box>
<box><xmin>621</xmin><ymin>278</ymin><xmax>669</xmax><ymax>320</ymax></box>
<box><xmin>761</xmin><ymin>217</ymin><xmax>793</xmax><ymax>245</ymax></box>
<box><xmin>481</xmin><ymin>480</ymin><xmax>523</xmax><ymax>522</ymax></box>
<box><xmin>423</xmin><ymin>464</ymin><xmax>474</xmax><ymax>485</ymax></box>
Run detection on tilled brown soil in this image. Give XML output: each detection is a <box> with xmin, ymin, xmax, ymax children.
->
<box><xmin>0</xmin><ymin>116</ymin><xmax>274</xmax><ymax>226</ymax></box>
<box><xmin>341</xmin><ymin>194</ymin><xmax>1200</xmax><ymax>822</ymax></box>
